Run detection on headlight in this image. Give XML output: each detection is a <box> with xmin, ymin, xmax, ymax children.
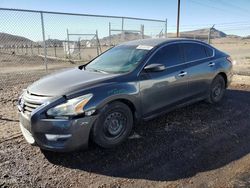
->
<box><xmin>47</xmin><ymin>94</ymin><xmax>93</xmax><ymax>117</ymax></box>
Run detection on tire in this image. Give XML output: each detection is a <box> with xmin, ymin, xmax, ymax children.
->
<box><xmin>206</xmin><ymin>75</ymin><xmax>226</xmax><ymax>104</ymax></box>
<box><xmin>92</xmin><ymin>101</ymin><xmax>133</xmax><ymax>148</ymax></box>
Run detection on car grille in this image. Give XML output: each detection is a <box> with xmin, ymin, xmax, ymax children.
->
<box><xmin>21</xmin><ymin>91</ymin><xmax>52</xmax><ymax>115</ymax></box>
<box><xmin>23</xmin><ymin>101</ymin><xmax>42</xmax><ymax>114</ymax></box>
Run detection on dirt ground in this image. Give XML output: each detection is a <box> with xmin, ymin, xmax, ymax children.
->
<box><xmin>212</xmin><ymin>38</ymin><xmax>250</xmax><ymax>76</ymax></box>
<box><xmin>0</xmin><ymin>49</ymin><xmax>250</xmax><ymax>187</ymax></box>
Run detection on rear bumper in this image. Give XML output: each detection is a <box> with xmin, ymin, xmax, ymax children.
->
<box><xmin>19</xmin><ymin>112</ymin><xmax>97</xmax><ymax>152</ymax></box>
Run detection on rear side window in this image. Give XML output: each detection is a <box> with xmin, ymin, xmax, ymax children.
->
<box><xmin>182</xmin><ymin>43</ymin><xmax>207</xmax><ymax>62</ymax></box>
<box><xmin>204</xmin><ymin>46</ymin><xmax>213</xmax><ymax>57</ymax></box>
<box><xmin>147</xmin><ymin>44</ymin><xmax>183</xmax><ymax>67</ymax></box>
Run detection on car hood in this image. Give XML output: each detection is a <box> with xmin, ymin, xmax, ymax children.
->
<box><xmin>27</xmin><ymin>67</ymin><xmax>118</xmax><ymax>96</ymax></box>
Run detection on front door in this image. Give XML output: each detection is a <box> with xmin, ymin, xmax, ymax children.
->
<box><xmin>139</xmin><ymin>43</ymin><xmax>189</xmax><ymax>117</ymax></box>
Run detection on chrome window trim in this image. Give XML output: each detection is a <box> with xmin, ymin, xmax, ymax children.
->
<box><xmin>138</xmin><ymin>40</ymin><xmax>215</xmax><ymax>75</ymax></box>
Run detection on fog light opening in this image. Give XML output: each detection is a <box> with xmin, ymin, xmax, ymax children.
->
<box><xmin>45</xmin><ymin>134</ymin><xmax>72</xmax><ymax>141</ymax></box>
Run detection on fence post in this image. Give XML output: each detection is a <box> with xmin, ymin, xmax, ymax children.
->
<box><xmin>40</xmin><ymin>12</ymin><xmax>48</xmax><ymax>72</ymax></box>
<box><xmin>96</xmin><ymin>30</ymin><xmax>102</xmax><ymax>54</ymax></box>
<box><xmin>25</xmin><ymin>43</ymin><xmax>28</xmax><ymax>55</ymax></box>
<box><xmin>109</xmin><ymin>22</ymin><xmax>111</xmax><ymax>46</ymax></box>
<box><xmin>96</xmin><ymin>30</ymin><xmax>99</xmax><ymax>55</ymax></box>
<box><xmin>121</xmin><ymin>17</ymin><xmax>124</xmax><ymax>41</ymax></box>
<box><xmin>64</xmin><ymin>38</ymin><xmax>67</xmax><ymax>59</ymax></box>
<box><xmin>78</xmin><ymin>38</ymin><xmax>81</xmax><ymax>60</ymax></box>
<box><xmin>165</xmin><ymin>18</ymin><xmax>168</xmax><ymax>38</ymax></box>
<box><xmin>31</xmin><ymin>42</ymin><xmax>33</xmax><ymax>55</ymax></box>
<box><xmin>208</xmin><ymin>24</ymin><xmax>215</xmax><ymax>44</ymax></box>
<box><xmin>141</xmin><ymin>24</ymin><xmax>144</xmax><ymax>39</ymax></box>
<box><xmin>208</xmin><ymin>29</ymin><xmax>211</xmax><ymax>44</ymax></box>
<box><xmin>54</xmin><ymin>44</ymin><xmax>57</xmax><ymax>57</ymax></box>
<box><xmin>67</xmin><ymin>28</ymin><xmax>71</xmax><ymax>59</ymax></box>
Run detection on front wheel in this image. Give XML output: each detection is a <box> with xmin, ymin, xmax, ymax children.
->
<box><xmin>206</xmin><ymin>75</ymin><xmax>226</xmax><ymax>104</ymax></box>
<box><xmin>92</xmin><ymin>101</ymin><xmax>133</xmax><ymax>148</ymax></box>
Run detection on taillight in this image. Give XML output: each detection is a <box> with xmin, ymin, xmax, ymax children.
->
<box><xmin>227</xmin><ymin>56</ymin><xmax>233</xmax><ymax>64</ymax></box>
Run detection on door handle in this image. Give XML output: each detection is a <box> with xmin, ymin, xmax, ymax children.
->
<box><xmin>178</xmin><ymin>71</ymin><xmax>187</xmax><ymax>77</ymax></box>
<box><xmin>208</xmin><ymin>62</ymin><xmax>215</xmax><ymax>67</ymax></box>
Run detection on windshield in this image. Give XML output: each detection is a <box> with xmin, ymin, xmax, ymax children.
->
<box><xmin>85</xmin><ymin>45</ymin><xmax>150</xmax><ymax>73</ymax></box>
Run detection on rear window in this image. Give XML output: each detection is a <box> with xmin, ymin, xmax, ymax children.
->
<box><xmin>204</xmin><ymin>46</ymin><xmax>214</xmax><ymax>57</ymax></box>
<box><xmin>147</xmin><ymin>44</ymin><xmax>183</xmax><ymax>67</ymax></box>
<box><xmin>182</xmin><ymin>43</ymin><xmax>207</xmax><ymax>62</ymax></box>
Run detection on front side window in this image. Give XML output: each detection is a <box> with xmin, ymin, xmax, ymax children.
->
<box><xmin>181</xmin><ymin>43</ymin><xmax>207</xmax><ymax>62</ymax></box>
<box><xmin>147</xmin><ymin>44</ymin><xmax>183</xmax><ymax>67</ymax></box>
<box><xmin>86</xmin><ymin>45</ymin><xmax>150</xmax><ymax>73</ymax></box>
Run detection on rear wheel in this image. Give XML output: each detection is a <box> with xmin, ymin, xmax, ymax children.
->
<box><xmin>92</xmin><ymin>101</ymin><xmax>133</xmax><ymax>148</ymax></box>
<box><xmin>206</xmin><ymin>75</ymin><xmax>226</xmax><ymax>104</ymax></box>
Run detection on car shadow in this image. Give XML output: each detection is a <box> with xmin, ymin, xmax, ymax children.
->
<box><xmin>43</xmin><ymin>89</ymin><xmax>250</xmax><ymax>181</ymax></box>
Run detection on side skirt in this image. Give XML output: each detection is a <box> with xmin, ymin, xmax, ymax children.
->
<box><xmin>142</xmin><ymin>95</ymin><xmax>207</xmax><ymax>122</ymax></box>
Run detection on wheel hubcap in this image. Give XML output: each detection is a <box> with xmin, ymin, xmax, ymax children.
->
<box><xmin>213</xmin><ymin>82</ymin><xmax>223</xmax><ymax>99</ymax></box>
<box><xmin>104</xmin><ymin>112</ymin><xmax>127</xmax><ymax>137</ymax></box>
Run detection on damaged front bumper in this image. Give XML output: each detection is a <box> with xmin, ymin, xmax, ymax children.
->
<box><xmin>19</xmin><ymin>109</ymin><xmax>97</xmax><ymax>152</ymax></box>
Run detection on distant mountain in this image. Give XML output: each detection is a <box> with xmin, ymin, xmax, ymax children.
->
<box><xmin>0</xmin><ymin>28</ymin><xmax>247</xmax><ymax>48</ymax></box>
<box><xmin>0</xmin><ymin>32</ymin><xmax>34</xmax><ymax>47</ymax></box>
<box><xmin>183</xmin><ymin>28</ymin><xmax>227</xmax><ymax>38</ymax></box>
<box><xmin>100</xmin><ymin>31</ymin><xmax>150</xmax><ymax>45</ymax></box>
<box><xmin>168</xmin><ymin>28</ymin><xmax>227</xmax><ymax>39</ymax></box>
<box><xmin>227</xmin><ymin>34</ymin><xmax>242</xmax><ymax>38</ymax></box>
<box><xmin>243</xmin><ymin>35</ymin><xmax>250</xmax><ymax>39</ymax></box>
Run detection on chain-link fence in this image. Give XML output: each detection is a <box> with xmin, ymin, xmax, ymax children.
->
<box><xmin>0</xmin><ymin>8</ymin><xmax>167</xmax><ymax>71</ymax></box>
<box><xmin>0</xmin><ymin>8</ymin><xmax>168</xmax><ymax>119</ymax></box>
<box><xmin>1</xmin><ymin>8</ymin><xmax>250</xmax><ymax>97</ymax></box>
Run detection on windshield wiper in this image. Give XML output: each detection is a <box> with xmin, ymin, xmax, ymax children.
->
<box><xmin>95</xmin><ymin>69</ymin><xmax>109</xmax><ymax>74</ymax></box>
<box><xmin>87</xmin><ymin>68</ymin><xmax>109</xmax><ymax>74</ymax></box>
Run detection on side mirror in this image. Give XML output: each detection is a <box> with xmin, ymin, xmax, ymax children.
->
<box><xmin>144</xmin><ymin>64</ymin><xmax>166</xmax><ymax>72</ymax></box>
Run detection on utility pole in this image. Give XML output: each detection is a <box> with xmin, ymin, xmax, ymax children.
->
<box><xmin>208</xmin><ymin>24</ymin><xmax>215</xmax><ymax>44</ymax></box>
<box><xmin>177</xmin><ymin>0</ymin><xmax>181</xmax><ymax>37</ymax></box>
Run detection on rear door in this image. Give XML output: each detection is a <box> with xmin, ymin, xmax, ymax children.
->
<box><xmin>139</xmin><ymin>43</ymin><xmax>189</xmax><ymax>117</ymax></box>
<box><xmin>180</xmin><ymin>42</ymin><xmax>215</xmax><ymax>98</ymax></box>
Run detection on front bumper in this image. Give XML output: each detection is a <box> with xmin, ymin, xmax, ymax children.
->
<box><xmin>19</xmin><ymin>112</ymin><xmax>97</xmax><ymax>152</ymax></box>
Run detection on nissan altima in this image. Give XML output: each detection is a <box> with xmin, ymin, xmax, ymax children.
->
<box><xmin>18</xmin><ymin>38</ymin><xmax>233</xmax><ymax>152</ymax></box>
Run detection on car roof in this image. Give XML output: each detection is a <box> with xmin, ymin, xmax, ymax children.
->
<box><xmin>120</xmin><ymin>38</ymin><xmax>208</xmax><ymax>48</ymax></box>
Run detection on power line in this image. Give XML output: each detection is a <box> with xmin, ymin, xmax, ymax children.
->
<box><xmin>208</xmin><ymin>0</ymin><xmax>250</xmax><ymax>14</ymax></box>
<box><xmin>189</xmin><ymin>0</ymin><xmax>228</xmax><ymax>12</ymax></box>
<box><xmin>167</xmin><ymin>26</ymin><xmax>250</xmax><ymax>32</ymax></box>
<box><xmin>189</xmin><ymin>22</ymin><xmax>249</xmax><ymax>27</ymax></box>
<box><xmin>189</xmin><ymin>0</ymin><xmax>250</xmax><ymax>18</ymax></box>
<box><xmin>168</xmin><ymin>21</ymin><xmax>250</xmax><ymax>28</ymax></box>
<box><xmin>220</xmin><ymin>27</ymin><xmax>250</xmax><ymax>31</ymax></box>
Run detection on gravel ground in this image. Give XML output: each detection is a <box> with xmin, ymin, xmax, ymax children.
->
<box><xmin>0</xmin><ymin>53</ymin><xmax>250</xmax><ymax>188</ymax></box>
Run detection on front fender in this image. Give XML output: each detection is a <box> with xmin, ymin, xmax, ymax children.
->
<box><xmin>84</xmin><ymin>82</ymin><xmax>142</xmax><ymax>119</ymax></box>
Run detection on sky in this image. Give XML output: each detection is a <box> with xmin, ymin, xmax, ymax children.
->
<box><xmin>0</xmin><ymin>0</ymin><xmax>250</xmax><ymax>41</ymax></box>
